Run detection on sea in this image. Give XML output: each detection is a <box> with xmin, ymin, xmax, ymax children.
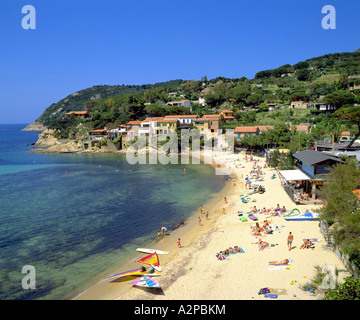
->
<box><xmin>0</xmin><ymin>124</ymin><xmax>226</xmax><ymax>300</ymax></box>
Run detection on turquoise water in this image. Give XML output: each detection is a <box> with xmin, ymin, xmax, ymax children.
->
<box><xmin>0</xmin><ymin>124</ymin><xmax>226</xmax><ymax>300</ymax></box>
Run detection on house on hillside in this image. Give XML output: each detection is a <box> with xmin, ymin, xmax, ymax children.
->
<box><xmin>166</xmin><ymin>100</ymin><xmax>191</xmax><ymax>108</ymax></box>
<box><xmin>163</xmin><ymin>115</ymin><xmax>198</xmax><ymax>126</ymax></box>
<box><xmin>219</xmin><ymin>110</ymin><xmax>235</xmax><ymax>122</ymax></box>
<box><xmin>290</xmin><ymin>101</ymin><xmax>310</xmax><ymax>109</ymax></box>
<box><xmin>314</xmin><ymin>103</ymin><xmax>336</xmax><ymax>114</ymax></box>
<box><xmin>127</xmin><ymin>121</ymin><xmax>142</xmax><ymax>129</ymax></box>
<box><xmin>65</xmin><ymin>111</ymin><xmax>92</xmax><ymax>120</ymax></box>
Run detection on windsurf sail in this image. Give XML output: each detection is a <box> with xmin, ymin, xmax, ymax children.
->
<box><xmin>131</xmin><ymin>276</ymin><xmax>160</xmax><ymax>288</ymax></box>
<box><xmin>137</xmin><ymin>253</ymin><xmax>161</xmax><ymax>269</ymax></box>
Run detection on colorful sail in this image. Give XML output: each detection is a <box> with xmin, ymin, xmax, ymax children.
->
<box><xmin>136</xmin><ymin>253</ymin><xmax>160</xmax><ymax>268</ymax></box>
<box><xmin>107</xmin><ymin>266</ymin><xmax>160</xmax><ymax>279</ymax></box>
<box><xmin>131</xmin><ymin>276</ymin><xmax>160</xmax><ymax>288</ymax></box>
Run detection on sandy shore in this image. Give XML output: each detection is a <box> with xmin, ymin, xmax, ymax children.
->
<box><xmin>74</xmin><ymin>151</ymin><xmax>350</xmax><ymax>300</ymax></box>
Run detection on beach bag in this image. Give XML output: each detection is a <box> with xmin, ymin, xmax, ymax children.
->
<box><xmin>258</xmin><ymin>287</ymin><xmax>270</xmax><ymax>295</ymax></box>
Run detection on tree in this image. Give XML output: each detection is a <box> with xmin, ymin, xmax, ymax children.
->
<box><xmin>334</xmin><ymin>105</ymin><xmax>360</xmax><ymax>148</ymax></box>
<box><xmin>317</xmin><ymin>159</ymin><xmax>360</xmax><ymax>271</ymax></box>
<box><xmin>297</xmin><ymin>69</ymin><xmax>311</xmax><ymax>81</ymax></box>
<box><xmin>323</xmin><ymin>90</ymin><xmax>356</xmax><ymax>109</ymax></box>
<box><xmin>226</xmin><ymin>86</ymin><xmax>251</xmax><ymax>105</ymax></box>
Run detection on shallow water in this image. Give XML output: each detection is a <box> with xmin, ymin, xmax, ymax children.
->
<box><xmin>0</xmin><ymin>124</ymin><xmax>226</xmax><ymax>299</ymax></box>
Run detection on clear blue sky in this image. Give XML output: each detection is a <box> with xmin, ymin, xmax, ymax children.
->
<box><xmin>0</xmin><ymin>0</ymin><xmax>359</xmax><ymax>123</ymax></box>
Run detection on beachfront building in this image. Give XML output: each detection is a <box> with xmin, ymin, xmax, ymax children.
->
<box><xmin>279</xmin><ymin>149</ymin><xmax>345</xmax><ymax>204</ymax></box>
<box><xmin>163</xmin><ymin>115</ymin><xmax>198</xmax><ymax>126</ymax></box>
<box><xmin>219</xmin><ymin>110</ymin><xmax>235</xmax><ymax>122</ymax></box>
<box><xmin>203</xmin><ymin>114</ymin><xmax>221</xmax><ymax>131</ymax></box>
<box><xmin>234</xmin><ymin>125</ymin><xmax>274</xmax><ymax>141</ymax></box>
<box><xmin>89</xmin><ymin>129</ymin><xmax>108</xmax><ymax>140</ymax></box>
<box><xmin>154</xmin><ymin>119</ymin><xmax>179</xmax><ymax>135</ymax></box>
<box><xmin>234</xmin><ymin>126</ymin><xmax>259</xmax><ymax>140</ymax></box>
<box><xmin>127</xmin><ymin>121</ymin><xmax>142</xmax><ymax>129</ymax></box>
<box><xmin>166</xmin><ymin>100</ymin><xmax>191</xmax><ymax>109</ymax></box>
<box><xmin>65</xmin><ymin>111</ymin><xmax>92</xmax><ymax>120</ymax></box>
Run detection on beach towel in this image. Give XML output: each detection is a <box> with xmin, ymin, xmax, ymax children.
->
<box><xmin>268</xmin><ymin>265</ymin><xmax>291</xmax><ymax>271</ymax></box>
<box><xmin>268</xmin><ymin>288</ymin><xmax>288</xmax><ymax>295</ymax></box>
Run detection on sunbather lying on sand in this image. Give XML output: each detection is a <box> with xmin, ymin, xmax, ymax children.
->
<box><xmin>252</xmin><ymin>238</ymin><xmax>269</xmax><ymax>251</ymax></box>
<box><xmin>268</xmin><ymin>258</ymin><xmax>291</xmax><ymax>265</ymax></box>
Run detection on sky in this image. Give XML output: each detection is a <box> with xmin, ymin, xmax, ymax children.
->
<box><xmin>0</xmin><ymin>0</ymin><xmax>359</xmax><ymax>123</ymax></box>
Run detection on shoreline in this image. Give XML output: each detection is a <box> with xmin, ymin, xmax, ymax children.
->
<box><xmin>70</xmin><ymin>151</ymin><xmax>234</xmax><ymax>300</ymax></box>
<box><xmin>74</xmin><ymin>151</ymin><xmax>351</xmax><ymax>300</ymax></box>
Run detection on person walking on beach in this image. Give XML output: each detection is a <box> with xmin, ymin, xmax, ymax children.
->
<box><xmin>200</xmin><ymin>205</ymin><xmax>204</xmax><ymax>214</ymax></box>
<box><xmin>206</xmin><ymin>211</ymin><xmax>209</xmax><ymax>220</ymax></box>
<box><xmin>287</xmin><ymin>232</ymin><xmax>294</xmax><ymax>251</ymax></box>
<box><xmin>198</xmin><ymin>217</ymin><xmax>202</xmax><ymax>226</ymax></box>
<box><xmin>177</xmin><ymin>238</ymin><xmax>182</xmax><ymax>248</ymax></box>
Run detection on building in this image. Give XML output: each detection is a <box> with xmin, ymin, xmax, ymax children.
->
<box><xmin>126</xmin><ymin>121</ymin><xmax>142</xmax><ymax>129</ymax></box>
<box><xmin>314</xmin><ymin>103</ymin><xmax>336</xmax><ymax>114</ymax></box>
<box><xmin>219</xmin><ymin>110</ymin><xmax>235</xmax><ymax>122</ymax></box>
<box><xmin>163</xmin><ymin>115</ymin><xmax>198</xmax><ymax>126</ymax></box>
<box><xmin>193</xmin><ymin>118</ymin><xmax>211</xmax><ymax>139</ymax></box>
<box><xmin>202</xmin><ymin>114</ymin><xmax>221</xmax><ymax>132</ymax></box>
<box><xmin>234</xmin><ymin>125</ymin><xmax>273</xmax><ymax>140</ymax></box>
<box><xmin>234</xmin><ymin>126</ymin><xmax>259</xmax><ymax>140</ymax></box>
<box><xmin>290</xmin><ymin>101</ymin><xmax>310</xmax><ymax>109</ymax></box>
<box><xmin>154</xmin><ymin>119</ymin><xmax>179</xmax><ymax>135</ymax></box>
<box><xmin>166</xmin><ymin>100</ymin><xmax>191</xmax><ymax>108</ymax></box>
<box><xmin>340</xmin><ymin>131</ymin><xmax>352</xmax><ymax>142</ymax></box>
<box><xmin>89</xmin><ymin>129</ymin><xmax>107</xmax><ymax>140</ymax></box>
<box><xmin>65</xmin><ymin>111</ymin><xmax>92</xmax><ymax>119</ymax></box>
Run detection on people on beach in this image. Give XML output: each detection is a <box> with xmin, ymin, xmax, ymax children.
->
<box><xmin>200</xmin><ymin>205</ymin><xmax>204</xmax><ymax>214</ymax></box>
<box><xmin>206</xmin><ymin>211</ymin><xmax>209</xmax><ymax>220</ymax></box>
<box><xmin>198</xmin><ymin>217</ymin><xmax>202</xmax><ymax>226</ymax></box>
<box><xmin>268</xmin><ymin>259</ymin><xmax>290</xmax><ymax>265</ymax></box>
<box><xmin>287</xmin><ymin>232</ymin><xmax>294</xmax><ymax>251</ymax></box>
<box><xmin>300</xmin><ymin>239</ymin><xmax>314</xmax><ymax>249</ymax></box>
<box><xmin>177</xmin><ymin>238</ymin><xmax>182</xmax><ymax>248</ymax></box>
<box><xmin>224</xmin><ymin>196</ymin><xmax>228</xmax><ymax>204</ymax></box>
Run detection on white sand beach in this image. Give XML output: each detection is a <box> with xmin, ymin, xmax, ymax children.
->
<box><xmin>75</xmin><ymin>151</ymin><xmax>350</xmax><ymax>300</ymax></box>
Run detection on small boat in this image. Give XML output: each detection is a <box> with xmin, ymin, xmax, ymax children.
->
<box><xmin>131</xmin><ymin>276</ymin><xmax>160</xmax><ymax>288</ymax></box>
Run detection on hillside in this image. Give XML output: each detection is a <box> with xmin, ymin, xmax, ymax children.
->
<box><xmin>25</xmin><ymin>50</ymin><xmax>360</xmax><ymax>131</ymax></box>
<box><xmin>23</xmin><ymin>80</ymin><xmax>183</xmax><ymax>130</ymax></box>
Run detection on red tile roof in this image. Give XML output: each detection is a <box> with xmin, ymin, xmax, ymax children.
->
<box><xmin>66</xmin><ymin>111</ymin><xmax>90</xmax><ymax>115</ymax></box>
<box><xmin>127</xmin><ymin>121</ymin><xmax>142</xmax><ymax>125</ymax></box>
<box><xmin>234</xmin><ymin>126</ymin><xmax>258</xmax><ymax>133</ymax></box>
<box><xmin>164</xmin><ymin>115</ymin><xmax>198</xmax><ymax>118</ymax></box>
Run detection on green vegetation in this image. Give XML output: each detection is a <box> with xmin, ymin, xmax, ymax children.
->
<box><xmin>316</xmin><ymin>159</ymin><xmax>360</xmax><ymax>272</ymax></box>
<box><xmin>32</xmin><ymin>50</ymin><xmax>360</xmax><ymax>145</ymax></box>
